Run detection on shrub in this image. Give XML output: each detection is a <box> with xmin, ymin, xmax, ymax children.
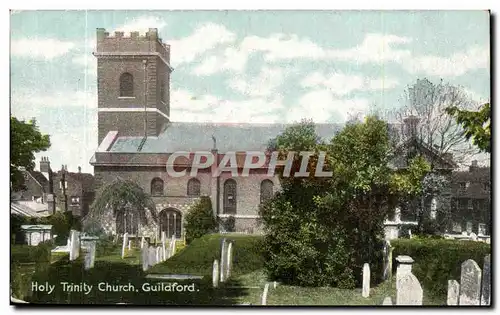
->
<box><xmin>11</xmin><ymin>241</ymin><xmax>53</xmax><ymax>264</ymax></box>
<box><xmin>391</xmin><ymin>238</ymin><xmax>491</xmax><ymax>297</ymax></box>
<box><xmin>184</xmin><ymin>196</ymin><xmax>218</xmax><ymax>244</ymax></box>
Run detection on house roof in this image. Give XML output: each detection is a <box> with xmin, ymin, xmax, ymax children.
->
<box><xmin>54</xmin><ymin>171</ymin><xmax>95</xmax><ymax>192</ymax></box>
<box><xmin>11</xmin><ymin>201</ymin><xmax>50</xmax><ymax>218</ymax></box>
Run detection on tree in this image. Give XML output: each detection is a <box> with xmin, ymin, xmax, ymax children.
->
<box><xmin>10</xmin><ymin>116</ymin><xmax>51</xmax><ymax>191</ymax></box>
<box><xmin>396</xmin><ymin>78</ymin><xmax>477</xmax><ymax>165</ymax></box>
<box><xmin>260</xmin><ymin>117</ymin><xmax>428</xmax><ymax>288</ymax></box>
<box><xmin>445</xmin><ymin>103</ymin><xmax>491</xmax><ymax>153</ymax></box>
<box><xmin>184</xmin><ymin>196</ymin><xmax>218</xmax><ymax>244</ymax></box>
<box><xmin>83</xmin><ymin>179</ymin><xmax>157</xmax><ymax>235</ymax></box>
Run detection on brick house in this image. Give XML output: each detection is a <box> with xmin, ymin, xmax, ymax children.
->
<box><xmin>89</xmin><ymin>27</ymin><xmax>465</xmax><ymax>240</ymax></box>
<box><xmin>449</xmin><ymin>161</ymin><xmax>491</xmax><ymax>236</ymax></box>
<box><xmin>12</xmin><ymin>157</ymin><xmax>95</xmax><ymax>218</ymax></box>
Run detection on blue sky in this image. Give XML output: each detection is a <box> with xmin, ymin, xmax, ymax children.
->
<box><xmin>10</xmin><ymin>10</ymin><xmax>490</xmax><ymax>173</ymax></box>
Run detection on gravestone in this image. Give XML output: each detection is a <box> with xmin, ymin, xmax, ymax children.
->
<box><xmin>396</xmin><ymin>273</ymin><xmax>423</xmax><ymax>305</ymax></box>
<box><xmin>382</xmin><ymin>241</ymin><xmax>391</xmax><ymax>280</ymax></box>
<box><xmin>261</xmin><ymin>283</ymin><xmax>270</xmax><ymax>306</ymax></box>
<box><xmin>156</xmin><ymin>246</ymin><xmax>161</xmax><ymax>263</ymax></box>
<box><xmin>212</xmin><ymin>260</ymin><xmax>219</xmax><ymax>288</ymax></box>
<box><xmin>170</xmin><ymin>235</ymin><xmax>176</xmax><ymax>257</ymax></box>
<box><xmin>161</xmin><ymin>233</ymin><xmax>167</xmax><ymax>261</ymax></box>
<box><xmin>69</xmin><ymin>230</ymin><xmax>80</xmax><ymax>261</ymax></box>
<box><xmin>121</xmin><ymin>233</ymin><xmax>128</xmax><ymax>259</ymax></box>
<box><xmin>459</xmin><ymin>259</ymin><xmax>482</xmax><ymax>305</ymax></box>
<box><xmin>408</xmin><ymin>229</ymin><xmax>412</xmax><ymax>239</ymax></box>
<box><xmin>89</xmin><ymin>242</ymin><xmax>96</xmax><ymax>268</ymax></box>
<box><xmin>141</xmin><ymin>243</ymin><xmax>149</xmax><ymax>271</ymax></box>
<box><xmin>148</xmin><ymin>246</ymin><xmax>157</xmax><ymax>267</ymax></box>
<box><xmin>396</xmin><ymin>255</ymin><xmax>414</xmax><ymax>289</ymax></box>
<box><xmin>362</xmin><ymin>263</ymin><xmax>370</xmax><ymax>298</ymax></box>
<box><xmin>220</xmin><ymin>239</ymin><xmax>227</xmax><ymax>283</ymax></box>
<box><xmin>140</xmin><ymin>236</ymin><xmax>145</xmax><ymax>249</ymax></box>
<box><xmin>480</xmin><ymin>255</ymin><xmax>490</xmax><ymax>306</ymax></box>
<box><xmin>382</xmin><ymin>297</ymin><xmax>392</xmax><ymax>305</ymax></box>
<box><xmin>447</xmin><ymin>280</ymin><xmax>459</xmax><ymax>305</ymax></box>
<box><xmin>470</xmin><ymin>232</ymin><xmax>478</xmax><ymax>241</ymax></box>
<box><xmin>226</xmin><ymin>242</ymin><xmax>233</xmax><ymax>279</ymax></box>
<box><xmin>128</xmin><ymin>240</ymin><xmax>131</xmax><ymax>250</ymax></box>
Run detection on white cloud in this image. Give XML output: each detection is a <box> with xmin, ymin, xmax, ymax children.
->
<box><xmin>11</xmin><ymin>89</ymin><xmax>97</xmax><ymax>118</ymax></box>
<box><xmin>193</xmin><ymin>46</ymin><xmax>248</xmax><ymax>76</ymax></box>
<box><xmin>301</xmin><ymin>71</ymin><xmax>399</xmax><ymax>96</ymax></box>
<box><xmin>286</xmin><ymin>90</ymin><xmax>370</xmax><ymax>123</ymax></box>
<box><xmin>72</xmin><ymin>54</ymin><xmax>98</xmax><ymax>77</ymax></box>
<box><xmin>11</xmin><ymin>38</ymin><xmax>76</xmax><ymax>59</ymax></box>
<box><xmin>114</xmin><ymin>16</ymin><xmax>167</xmax><ymax>35</ymax></box>
<box><xmin>167</xmin><ymin>23</ymin><xmax>236</xmax><ymax>66</ymax></box>
<box><xmin>229</xmin><ymin>67</ymin><xmax>285</xmax><ymax>97</ymax></box>
<box><xmin>405</xmin><ymin>45</ymin><xmax>489</xmax><ymax>77</ymax></box>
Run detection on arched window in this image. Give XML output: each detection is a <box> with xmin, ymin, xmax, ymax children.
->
<box><xmin>260</xmin><ymin>179</ymin><xmax>274</xmax><ymax>204</ymax></box>
<box><xmin>151</xmin><ymin>178</ymin><xmax>164</xmax><ymax>196</ymax></box>
<box><xmin>187</xmin><ymin>178</ymin><xmax>201</xmax><ymax>197</ymax></box>
<box><xmin>116</xmin><ymin>210</ymin><xmax>139</xmax><ymax>235</ymax></box>
<box><xmin>119</xmin><ymin>72</ymin><xmax>134</xmax><ymax>97</ymax></box>
<box><xmin>223</xmin><ymin>179</ymin><xmax>237</xmax><ymax>214</ymax></box>
<box><xmin>159</xmin><ymin>208</ymin><xmax>182</xmax><ymax>239</ymax></box>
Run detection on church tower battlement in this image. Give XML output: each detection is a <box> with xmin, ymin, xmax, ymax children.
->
<box><xmin>94</xmin><ymin>28</ymin><xmax>172</xmax><ymax>145</ymax></box>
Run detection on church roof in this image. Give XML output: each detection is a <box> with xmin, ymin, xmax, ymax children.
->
<box><xmin>108</xmin><ymin>122</ymin><xmax>346</xmax><ymax>153</ymax></box>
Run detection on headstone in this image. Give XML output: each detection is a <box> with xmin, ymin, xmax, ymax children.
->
<box><xmin>148</xmin><ymin>246</ymin><xmax>157</xmax><ymax>267</ymax></box>
<box><xmin>121</xmin><ymin>233</ymin><xmax>128</xmax><ymax>259</ymax></box>
<box><xmin>459</xmin><ymin>259</ymin><xmax>482</xmax><ymax>305</ymax></box>
<box><xmin>273</xmin><ymin>281</ymin><xmax>277</xmax><ymax>289</ymax></box>
<box><xmin>141</xmin><ymin>243</ymin><xmax>149</xmax><ymax>271</ymax></box>
<box><xmin>226</xmin><ymin>242</ymin><xmax>233</xmax><ymax>279</ymax></box>
<box><xmin>382</xmin><ymin>241</ymin><xmax>391</xmax><ymax>280</ymax></box>
<box><xmin>161</xmin><ymin>237</ymin><xmax>167</xmax><ymax>261</ymax></box>
<box><xmin>382</xmin><ymin>297</ymin><xmax>392</xmax><ymax>305</ymax></box>
<box><xmin>140</xmin><ymin>236</ymin><xmax>145</xmax><ymax>249</ymax></box>
<box><xmin>447</xmin><ymin>280</ymin><xmax>460</xmax><ymax>305</ymax></box>
<box><xmin>161</xmin><ymin>231</ymin><xmax>166</xmax><ymax>243</ymax></box>
<box><xmin>170</xmin><ymin>235</ymin><xmax>176</xmax><ymax>257</ymax></box>
<box><xmin>69</xmin><ymin>230</ymin><xmax>80</xmax><ymax>261</ymax></box>
<box><xmin>128</xmin><ymin>240</ymin><xmax>131</xmax><ymax>250</ymax></box>
<box><xmin>261</xmin><ymin>283</ymin><xmax>269</xmax><ymax>305</ymax></box>
<box><xmin>362</xmin><ymin>263</ymin><xmax>370</xmax><ymax>297</ymax></box>
<box><xmin>396</xmin><ymin>273</ymin><xmax>423</xmax><ymax>305</ymax></box>
<box><xmin>408</xmin><ymin>229</ymin><xmax>412</xmax><ymax>239</ymax></box>
<box><xmin>220</xmin><ymin>239</ymin><xmax>227</xmax><ymax>282</ymax></box>
<box><xmin>212</xmin><ymin>260</ymin><xmax>219</xmax><ymax>288</ymax></box>
<box><xmin>470</xmin><ymin>232</ymin><xmax>478</xmax><ymax>241</ymax></box>
<box><xmin>396</xmin><ymin>255</ymin><xmax>414</xmax><ymax>288</ymax></box>
<box><xmin>156</xmin><ymin>246</ymin><xmax>161</xmax><ymax>263</ymax></box>
<box><xmin>480</xmin><ymin>255</ymin><xmax>490</xmax><ymax>306</ymax></box>
<box><xmin>89</xmin><ymin>242</ymin><xmax>96</xmax><ymax>268</ymax></box>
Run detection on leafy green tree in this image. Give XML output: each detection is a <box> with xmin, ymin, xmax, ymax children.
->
<box><xmin>260</xmin><ymin>116</ymin><xmax>429</xmax><ymax>288</ymax></box>
<box><xmin>83</xmin><ymin>179</ymin><xmax>157</xmax><ymax>235</ymax></box>
<box><xmin>446</xmin><ymin>103</ymin><xmax>491</xmax><ymax>153</ymax></box>
<box><xmin>11</xmin><ymin>116</ymin><xmax>51</xmax><ymax>191</ymax></box>
<box><xmin>184</xmin><ymin>196</ymin><xmax>218</xmax><ymax>244</ymax></box>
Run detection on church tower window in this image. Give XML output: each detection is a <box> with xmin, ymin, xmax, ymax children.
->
<box><xmin>119</xmin><ymin>72</ymin><xmax>134</xmax><ymax>97</ymax></box>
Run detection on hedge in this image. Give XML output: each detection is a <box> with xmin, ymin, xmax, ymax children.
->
<box><xmin>11</xmin><ymin>241</ymin><xmax>53</xmax><ymax>264</ymax></box>
<box><xmin>391</xmin><ymin>238</ymin><xmax>491</xmax><ymax>297</ymax></box>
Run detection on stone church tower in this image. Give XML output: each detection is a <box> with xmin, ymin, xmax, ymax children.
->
<box><xmin>94</xmin><ymin>28</ymin><xmax>172</xmax><ymax>144</ymax></box>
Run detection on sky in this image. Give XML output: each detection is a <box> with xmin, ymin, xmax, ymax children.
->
<box><xmin>10</xmin><ymin>10</ymin><xmax>490</xmax><ymax>174</ymax></box>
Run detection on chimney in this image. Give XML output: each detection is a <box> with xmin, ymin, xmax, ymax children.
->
<box><xmin>470</xmin><ymin>160</ymin><xmax>478</xmax><ymax>172</ymax></box>
<box><xmin>40</xmin><ymin>156</ymin><xmax>51</xmax><ymax>173</ymax></box>
<box><xmin>78</xmin><ymin>166</ymin><xmax>82</xmax><ymax>173</ymax></box>
<box><xmin>403</xmin><ymin>115</ymin><xmax>420</xmax><ymax>139</ymax></box>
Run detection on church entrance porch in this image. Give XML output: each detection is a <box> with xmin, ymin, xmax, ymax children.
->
<box><xmin>159</xmin><ymin>208</ymin><xmax>182</xmax><ymax>239</ymax></box>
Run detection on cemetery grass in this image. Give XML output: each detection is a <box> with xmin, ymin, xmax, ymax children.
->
<box><xmin>266</xmin><ymin>277</ymin><xmax>446</xmax><ymax>305</ymax></box>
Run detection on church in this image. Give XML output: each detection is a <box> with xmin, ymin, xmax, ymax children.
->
<box><xmin>89</xmin><ymin>28</ymin><xmax>456</xmax><ymax>240</ymax></box>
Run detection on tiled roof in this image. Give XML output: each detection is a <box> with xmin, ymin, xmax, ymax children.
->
<box><xmin>108</xmin><ymin>122</ymin><xmax>348</xmax><ymax>153</ymax></box>
<box><xmin>11</xmin><ymin>201</ymin><xmax>50</xmax><ymax>218</ymax></box>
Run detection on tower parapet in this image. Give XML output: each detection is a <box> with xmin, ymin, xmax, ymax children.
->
<box><xmin>95</xmin><ymin>28</ymin><xmax>170</xmax><ymax>66</ymax></box>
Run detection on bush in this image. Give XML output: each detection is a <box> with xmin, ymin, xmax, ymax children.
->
<box><xmin>392</xmin><ymin>238</ymin><xmax>491</xmax><ymax>297</ymax></box>
<box><xmin>184</xmin><ymin>196</ymin><xmax>218</xmax><ymax>244</ymax></box>
<box><xmin>11</xmin><ymin>241</ymin><xmax>53</xmax><ymax>264</ymax></box>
